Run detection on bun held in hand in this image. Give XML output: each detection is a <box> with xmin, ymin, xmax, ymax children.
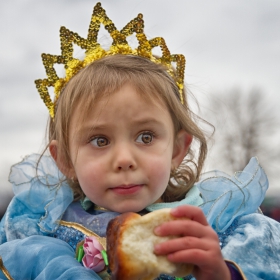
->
<box><xmin>106</xmin><ymin>208</ymin><xmax>193</xmax><ymax>280</ymax></box>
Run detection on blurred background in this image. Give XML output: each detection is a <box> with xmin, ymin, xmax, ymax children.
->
<box><xmin>1</xmin><ymin>0</ymin><xmax>280</xmax><ymax>220</ymax></box>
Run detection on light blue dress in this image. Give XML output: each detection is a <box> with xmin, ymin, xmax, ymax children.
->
<box><xmin>0</xmin><ymin>154</ymin><xmax>279</xmax><ymax>279</ymax></box>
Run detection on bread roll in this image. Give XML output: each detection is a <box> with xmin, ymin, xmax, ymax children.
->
<box><xmin>106</xmin><ymin>208</ymin><xmax>193</xmax><ymax>280</ymax></box>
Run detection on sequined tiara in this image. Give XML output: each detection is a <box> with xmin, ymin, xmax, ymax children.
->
<box><xmin>35</xmin><ymin>2</ymin><xmax>186</xmax><ymax>118</ymax></box>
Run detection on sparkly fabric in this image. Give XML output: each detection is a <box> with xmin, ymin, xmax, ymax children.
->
<box><xmin>50</xmin><ymin>225</ymin><xmax>85</xmax><ymax>251</ymax></box>
<box><xmin>1</xmin><ymin>155</ymin><xmax>280</xmax><ymax>279</ymax></box>
<box><xmin>61</xmin><ymin>202</ymin><xmax>119</xmax><ymax>238</ymax></box>
<box><xmin>218</xmin><ymin>219</ymin><xmax>239</xmax><ymax>248</ymax></box>
<box><xmin>35</xmin><ymin>2</ymin><xmax>186</xmax><ymax>118</ymax></box>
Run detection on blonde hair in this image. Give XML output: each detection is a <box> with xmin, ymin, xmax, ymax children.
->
<box><xmin>47</xmin><ymin>54</ymin><xmax>208</xmax><ymax>202</ymax></box>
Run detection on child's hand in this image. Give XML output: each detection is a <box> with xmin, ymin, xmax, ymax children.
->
<box><xmin>154</xmin><ymin>205</ymin><xmax>231</xmax><ymax>280</ymax></box>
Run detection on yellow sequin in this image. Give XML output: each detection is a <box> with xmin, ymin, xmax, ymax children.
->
<box><xmin>35</xmin><ymin>2</ymin><xmax>186</xmax><ymax>118</ymax></box>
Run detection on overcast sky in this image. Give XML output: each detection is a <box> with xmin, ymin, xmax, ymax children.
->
<box><xmin>0</xmin><ymin>0</ymin><xmax>280</xmax><ymax>201</ymax></box>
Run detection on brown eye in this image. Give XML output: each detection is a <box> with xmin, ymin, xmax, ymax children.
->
<box><xmin>91</xmin><ymin>137</ymin><xmax>109</xmax><ymax>147</ymax></box>
<box><xmin>136</xmin><ymin>132</ymin><xmax>154</xmax><ymax>144</ymax></box>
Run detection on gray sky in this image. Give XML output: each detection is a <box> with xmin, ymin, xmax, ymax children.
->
<box><xmin>0</xmin><ymin>0</ymin><xmax>280</xmax><ymax>201</ymax></box>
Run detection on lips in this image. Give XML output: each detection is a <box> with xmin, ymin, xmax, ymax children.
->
<box><xmin>111</xmin><ymin>184</ymin><xmax>143</xmax><ymax>195</ymax></box>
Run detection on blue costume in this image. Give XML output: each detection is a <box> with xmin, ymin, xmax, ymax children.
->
<box><xmin>0</xmin><ymin>154</ymin><xmax>280</xmax><ymax>279</ymax></box>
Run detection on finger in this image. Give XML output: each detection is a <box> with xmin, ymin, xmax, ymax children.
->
<box><xmin>154</xmin><ymin>219</ymin><xmax>217</xmax><ymax>241</ymax></box>
<box><xmin>154</xmin><ymin>219</ymin><xmax>206</xmax><ymax>237</ymax></box>
<box><xmin>154</xmin><ymin>236</ymin><xmax>213</xmax><ymax>255</ymax></box>
<box><xmin>171</xmin><ymin>205</ymin><xmax>208</xmax><ymax>226</ymax></box>
<box><xmin>167</xmin><ymin>248</ymin><xmax>222</xmax><ymax>268</ymax></box>
<box><xmin>167</xmin><ymin>248</ymin><xmax>208</xmax><ymax>265</ymax></box>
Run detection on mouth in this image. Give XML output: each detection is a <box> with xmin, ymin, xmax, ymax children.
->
<box><xmin>110</xmin><ymin>184</ymin><xmax>143</xmax><ymax>195</ymax></box>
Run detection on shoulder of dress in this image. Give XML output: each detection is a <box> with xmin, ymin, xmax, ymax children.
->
<box><xmin>197</xmin><ymin>157</ymin><xmax>268</xmax><ymax>232</ymax></box>
<box><xmin>2</xmin><ymin>154</ymin><xmax>74</xmax><ymax>240</ymax></box>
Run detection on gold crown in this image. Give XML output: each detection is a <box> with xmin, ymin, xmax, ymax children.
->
<box><xmin>35</xmin><ymin>2</ymin><xmax>186</xmax><ymax>118</ymax></box>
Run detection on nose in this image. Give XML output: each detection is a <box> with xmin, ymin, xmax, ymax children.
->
<box><xmin>113</xmin><ymin>144</ymin><xmax>137</xmax><ymax>171</ymax></box>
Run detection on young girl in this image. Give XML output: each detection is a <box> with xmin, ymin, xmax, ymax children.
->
<box><xmin>0</xmin><ymin>3</ymin><xmax>279</xmax><ymax>280</ymax></box>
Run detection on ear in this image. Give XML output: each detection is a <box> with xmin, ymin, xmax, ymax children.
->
<box><xmin>49</xmin><ymin>140</ymin><xmax>58</xmax><ymax>161</ymax></box>
<box><xmin>171</xmin><ymin>130</ymin><xmax>193</xmax><ymax>168</ymax></box>
<box><xmin>49</xmin><ymin>140</ymin><xmax>76</xmax><ymax>178</ymax></box>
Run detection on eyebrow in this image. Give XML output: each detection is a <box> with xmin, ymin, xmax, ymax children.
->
<box><xmin>131</xmin><ymin>118</ymin><xmax>165</xmax><ymax>127</ymax></box>
<box><xmin>75</xmin><ymin>124</ymin><xmax>107</xmax><ymax>140</ymax></box>
<box><xmin>76</xmin><ymin>117</ymin><xmax>166</xmax><ymax>136</ymax></box>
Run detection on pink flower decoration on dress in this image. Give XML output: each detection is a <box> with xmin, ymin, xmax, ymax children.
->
<box><xmin>82</xmin><ymin>236</ymin><xmax>105</xmax><ymax>272</ymax></box>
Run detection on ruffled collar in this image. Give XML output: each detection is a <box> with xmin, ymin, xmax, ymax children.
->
<box><xmin>146</xmin><ymin>185</ymin><xmax>203</xmax><ymax>211</ymax></box>
<box><xmin>197</xmin><ymin>157</ymin><xmax>268</xmax><ymax>232</ymax></box>
<box><xmin>8</xmin><ymin>154</ymin><xmax>73</xmax><ymax>234</ymax></box>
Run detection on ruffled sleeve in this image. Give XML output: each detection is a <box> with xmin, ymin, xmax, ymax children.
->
<box><xmin>0</xmin><ymin>154</ymin><xmax>73</xmax><ymax>243</ymax></box>
<box><xmin>0</xmin><ymin>236</ymin><xmax>102</xmax><ymax>280</ymax></box>
<box><xmin>197</xmin><ymin>157</ymin><xmax>280</xmax><ymax>279</ymax></box>
<box><xmin>197</xmin><ymin>157</ymin><xmax>268</xmax><ymax>232</ymax></box>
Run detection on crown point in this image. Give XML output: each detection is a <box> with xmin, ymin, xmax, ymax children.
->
<box><xmin>35</xmin><ymin>3</ymin><xmax>186</xmax><ymax>118</ymax></box>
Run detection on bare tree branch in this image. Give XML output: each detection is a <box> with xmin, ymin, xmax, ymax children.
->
<box><xmin>207</xmin><ymin>88</ymin><xmax>280</xmax><ymax>172</ymax></box>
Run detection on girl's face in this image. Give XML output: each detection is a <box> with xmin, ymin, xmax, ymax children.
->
<box><xmin>58</xmin><ymin>83</ymin><xmax>190</xmax><ymax>213</ymax></box>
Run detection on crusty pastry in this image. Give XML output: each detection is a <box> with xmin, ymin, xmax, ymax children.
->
<box><xmin>106</xmin><ymin>208</ymin><xmax>193</xmax><ymax>280</ymax></box>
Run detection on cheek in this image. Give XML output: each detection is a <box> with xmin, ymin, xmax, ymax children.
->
<box><xmin>147</xmin><ymin>157</ymin><xmax>171</xmax><ymax>185</ymax></box>
<box><xmin>75</xmin><ymin>160</ymin><xmax>101</xmax><ymax>186</ymax></box>
<box><xmin>76</xmin><ymin>167</ymin><xmax>101</xmax><ymax>199</ymax></box>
